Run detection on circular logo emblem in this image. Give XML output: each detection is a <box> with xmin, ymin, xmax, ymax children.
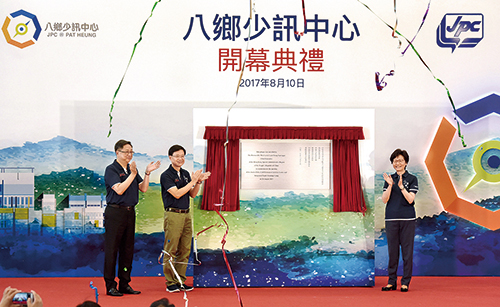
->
<box><xmin>465</xmin><ymin>140</ymin><xmax>500</xmax><ymax>191</ymax></box>
<box><xmin>2</xmin><ymin>10</ymin><xmax>41</xmax><ymax>49</ymax></box>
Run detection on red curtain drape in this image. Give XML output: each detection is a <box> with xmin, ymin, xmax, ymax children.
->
<box><xmin>332</xmin><ymin>140</ymin><xmax>366</xmax><ymax>213</ymax></box>
<box><xmin>202</xmin><ymin>139</ymin><xmax>240</xmax><ymax>211</ymax></box>
<box><xmin>201</xmin><ymin>126</ymin><xmax>366</xmax><ymax>213</ymax></box>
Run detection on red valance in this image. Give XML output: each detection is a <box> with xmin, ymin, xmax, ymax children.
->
<box><xmin>201</xmin><ymin>126</ymin><xmax>366</xmax><ymax>213</ymax></box>
<box><xmin>204</xmin><ymin>126</ymin><xmax>364</xmax><ymax>141</ymax></box>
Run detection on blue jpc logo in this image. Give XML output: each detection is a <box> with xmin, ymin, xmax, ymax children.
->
<box><xmin>437</xmin><ymin>13</ymin><xmax>483</xmax><ymax>53</ymax></box>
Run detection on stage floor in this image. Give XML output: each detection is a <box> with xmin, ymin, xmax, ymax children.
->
<box><xmin>1</xmin><ymin>276</ymin><xmax>499</xmax><ymax>307</ymax></box>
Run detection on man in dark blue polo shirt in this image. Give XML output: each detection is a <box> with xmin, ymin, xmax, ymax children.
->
<box><xmin>104</xmin><ymin>139</ymin><xmax>160</xmax><ymax>297</ymax></box>
<box><xmin>160</xmin><ymin>144</ymin><xmax>210</xmax><ymax>293</ymax></box>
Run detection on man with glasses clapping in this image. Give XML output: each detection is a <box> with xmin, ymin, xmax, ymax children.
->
<box><xmin>103</xmin><ymin>139</ymin><xmax>161</xmax><ymax>297</ymax></box>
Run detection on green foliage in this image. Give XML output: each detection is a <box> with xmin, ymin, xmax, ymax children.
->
<box><xmin>34</xmin><ymin>167</ymin><xmax>106</xmax><ymax>209</ymax></box>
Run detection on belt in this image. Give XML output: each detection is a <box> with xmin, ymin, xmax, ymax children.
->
<box><xmin>166</xmin><ymin>207</ymin><xmax>189</xmax><ymax>213</ymax></box>
<box><xmin>108</xmin><ymin>204</ymin><xmax>134</xmax><ymax>211</ymax></box>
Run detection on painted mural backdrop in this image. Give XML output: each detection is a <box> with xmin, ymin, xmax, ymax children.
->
<box><xmin>1</xmin><ymin>0</ymin><xmax>499</xmax><ymax>286</ymax></box>
<box><xmin>191</xmin><ymin>109</ymin><xmax>375</xmax><ymax>287</ymax></box>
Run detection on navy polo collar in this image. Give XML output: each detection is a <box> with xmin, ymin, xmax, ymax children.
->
<box><xmin>392</xmin><ymin>170</ymin><xmax>408</xmax><ymax>178</ymax></box>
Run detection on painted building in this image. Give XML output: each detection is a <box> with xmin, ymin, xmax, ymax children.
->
<box><xmin>62</xmin><ymin>193</ymin><xmax>106</xmax><ymax>235</ymax></box>
<box><xmin>41</xmin><ymin>194</ymin><xmax>57</xmax><ymax>236</ymax></box>
<box><xmin>0</xmin><ymin>167</ymin><xmax>34</xmax><ymax>235</ymax></box>
<box><xmin>0</xmin><ymin>167</ymin><xmax>106</xmax><ymax>236</ymax></box>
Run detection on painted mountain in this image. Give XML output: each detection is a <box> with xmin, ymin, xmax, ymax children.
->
<box><xmin>0</xmin><ymin>135</ymin><xmax>186</xmax><ymax>176</ymax></box>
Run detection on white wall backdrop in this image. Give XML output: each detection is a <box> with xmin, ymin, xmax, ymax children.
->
<box><xmin>1</xmin><ymin>0</ymin><xmax>499</xmax><ymax>226</ymax></box>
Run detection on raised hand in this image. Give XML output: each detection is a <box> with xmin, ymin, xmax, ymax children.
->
<box><xmin>27</xmin><ymin>291</ymin><xmax>42</xmax><ymax>307</ymax></box>
<box><xmin>0</xmin><ymin>286</ymin><xmax>21</xmax><ymax>307</ymax></box>
<box><xmin>200</xmin><ymin>171</ymin><xmax>211</xmax><ymax>182</ymax></box>
<box><xmin>130</xmin><ymin>161</ymin><xmax>137</xmax><ymax>175</ymax></box>
<box><xmin>191</xmin><ymin>169</ymin><xmax>202</xmax><ymax>183</ymax></box>
<box><xmin>383</xmin><ymin>173</ymin><xmax>393</xmax><ymax>185</ymax></box>
<box><xmin>146</xmin><ymin>161</ymin><xmax>161</xmax><ymax>173</ymax></box>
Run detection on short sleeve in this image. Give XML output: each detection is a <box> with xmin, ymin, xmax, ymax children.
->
<box><xmin>409</xmin><ymin>176</ymin><xmax>418</xmax><ymax>194</ymax></box>
<box><xmin>104</xmin><ymin>165</ymin><xmax>121</xmax><ymax>188</ymax></box>
<box><xmin>382</xmin><ymin>179</ymin><xmax>389</xmax><ymax>191</ymax></box>
<box><xmin>161</xmin><ymin>171</ymin><xmax>176</xmax><ymax>191</ymax></box>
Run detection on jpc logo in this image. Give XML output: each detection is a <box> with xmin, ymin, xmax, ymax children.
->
<box><xmin>436</xmin><ymin>13</ymin><xmax>483</xmax><ymax>53</ymax></box>
<box><xmin>2</xmin><ymin>9</ymin><xmax>41</xmax><ymax>49</ymax></box>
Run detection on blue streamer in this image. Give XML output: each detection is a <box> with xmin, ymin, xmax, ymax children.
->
<box><xmin>89</xmin><ymin>281</ymin><xmax>99</xmax><ymax>304</ymax></box>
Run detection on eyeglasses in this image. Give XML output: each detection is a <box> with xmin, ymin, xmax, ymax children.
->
<box><xmin>171</xmin><ymin>155</ymin><xmax>185</xmax><ymax>159</ymax></box>
<box><xmin>393</xmin><ymin>159</ymin><xmax>405</xmax><ymax>164</ymax></box>
<box><xmin>119</xmin><ymin>150</ymin><xmax>135</xmax><ymax>155</ymax></box>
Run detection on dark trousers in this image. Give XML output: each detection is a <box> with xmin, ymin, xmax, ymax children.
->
<box><xmin>103</xmin><ymin>205</ymin><xmax>136</xmax><ymax>291</ymax></box>
<box><xmin>386</xmin><ymin>220</ymin><xmax>416</xmax><ymax>286</ymax></box>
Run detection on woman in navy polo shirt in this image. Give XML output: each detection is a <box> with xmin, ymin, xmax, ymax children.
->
<box><xmin>381</xmin><ymin>149</ymin><xmax>418</xmax><ymax>292</ymax></box>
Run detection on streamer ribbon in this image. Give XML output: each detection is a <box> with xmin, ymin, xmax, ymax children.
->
<box><xmin>215</xmin><ymin>204</ymin><xmax>244</xmax><ymax>307</ymax></box>
<box><xmin>155</xmin><ymin>220</ymin><xmax>226</xmax><ymax>307</ymax></box>
<box><xmin>391</xmin><ymin>0</ymin><xmax>401</xmax><ymax>48</ymax></box>
<box><xmin>213</xmin><ymin>3</ymin><xmax>255</xmax><ymax>305</ymax></box>
<box><xmin>357</xmin><ymin>0</ymin><xmax>466</xmax><ymax>146</ymax></box>
<box><xmin>376</xmin><ymin>1</ymin><xmax>431</xmax><ymax>90</ymax></box>
<box><xmin>158</xmin><ymin>213</ymin><xmax>240</xmax><ymax>307</ymax></box>
<box><xmin>157</xmin><ymin>223</ymin><xmax>224</xmax><ymax>266</ymax></box>
<box><xmin>107</xmin><ymin>0</ymin><xmax>162</xmax><ymax>137</ymax></box>
<box><xmin>294</xmin><ymin>0</ymin><xmax>307</xmax><ymax>36</ymax></box>
<box><xmin>193</xmin><ymin>223</ymin><xmax>225</xmax><ymax>265</ymax></box>
<box><xmin>159</xmin><ymin>251</ymin><xmax>190</xmax><ymax>307</ymax></box>
<box><xmin>89</xmin><ymin>281</ymin><xmax>99</xmax><ymax>304</ymax></box>
<box><xmin>375</xmin><ymin>70</ymin><xmax>395</xmax><ymax>91</ymax></box>
<box><xmin>401</xmin><ymin>0</ymin><xmax>431</xmax><ymax>55</ymax></box>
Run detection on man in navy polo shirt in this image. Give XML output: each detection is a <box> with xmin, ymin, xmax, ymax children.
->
<box><xmin>104</xmin><ymin>139</ymin><xmax>161</xmax><ymax>297</ymax></box>
<box><xmin>161</xmin><ymin>144</ymin><xmax>210</xmax><ymax>293</ymax></box>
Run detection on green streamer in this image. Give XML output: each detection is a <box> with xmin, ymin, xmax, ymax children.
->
<box><xmin>357</xmin><ymin>0</ymin><xmax>466</xmax><ymax>147</ymax></box>
<box><xmin>108</xmin><ymin>0</ymin><xmax>162</xmax><ymax>137</ymax></box>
